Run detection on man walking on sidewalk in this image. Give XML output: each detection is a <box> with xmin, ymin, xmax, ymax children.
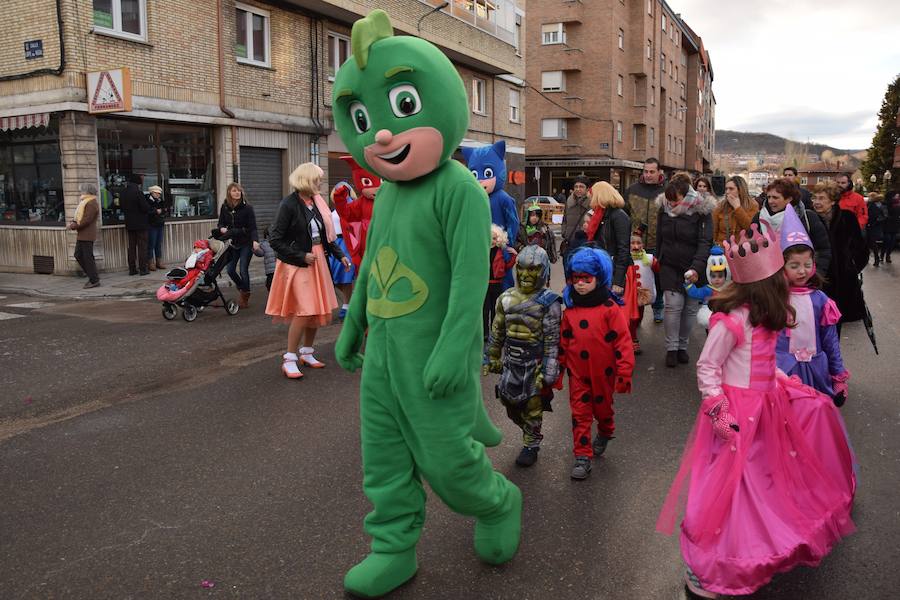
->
<box><xmin>120</xmin><ymin>174</ymin><xmax>151</xmax><ymax>275</ymax></box>
<box><xmin>68</xmin><ymin>182</ymin><xmax>101</xmax><ymax>288</ymax></box>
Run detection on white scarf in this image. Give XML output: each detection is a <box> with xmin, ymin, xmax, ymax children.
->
<box><xmin>758</xmin><ymin>205</ymin><xmax>786</xmax><ymax>236</ymax></box>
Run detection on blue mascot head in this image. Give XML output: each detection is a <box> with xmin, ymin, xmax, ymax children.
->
<box><xmin>460</xmin><ymin>140</ymin><xmax>508</xmax><ymax>195</ymax></box>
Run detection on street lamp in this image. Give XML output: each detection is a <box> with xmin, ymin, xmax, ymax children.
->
<box><xmin>870</xmin><ymin>174</ymin><xmax>877</xmax><ymax>184</ymax></box>
<box><xmin>884</xmin><ymin>170</ymin><xmax>893</xmax><ymax>190</ymax></box>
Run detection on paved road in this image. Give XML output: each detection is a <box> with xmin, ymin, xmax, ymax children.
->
<box><xmin>1</xmin><ymin>265</ymin><xmax>899</xmax><ymax>599</ymax></box>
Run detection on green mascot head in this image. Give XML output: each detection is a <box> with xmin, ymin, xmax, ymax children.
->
<box><xmin>332</xmin><ymin>10</ymin><xmax>469</xmax><ymax>182</ymax></box>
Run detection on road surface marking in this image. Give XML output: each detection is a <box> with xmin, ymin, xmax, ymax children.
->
<box><xmin>0</xmin><ymin>312</ymin><xmax>25</xmax><ymax>320</ymax></box>
<box><xmin>6</xmin><ymin>301</ymin><xmax>54</xmax><ymax>309</ymax></box>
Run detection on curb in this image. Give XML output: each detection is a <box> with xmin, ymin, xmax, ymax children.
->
<box><xmin>0</xmin><ymin>275</ymin><xmax>268</xmax><ymax>302</ymax></box>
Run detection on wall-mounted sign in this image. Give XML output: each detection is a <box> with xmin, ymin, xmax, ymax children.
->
<box><xmin>24</xmin><ymin>40</ymin><xmax>43</xmax><ymax>59</ymax></box>
<box><xmin>87</xmin><ymin>68</ymin><xmax>132</xmax><ymax>114</ymax></box>
<box><xmin>599</xmin><ymin>142</ymin><xmax>610</xmax><ymax>149</ymax></box>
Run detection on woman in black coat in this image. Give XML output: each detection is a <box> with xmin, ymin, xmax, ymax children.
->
<box><xmin>588</xmin><ymin>181</ymin><xmax>631</xmax><ymax>294</ymax></box>
<box><xmin>812</xmin><ymin>181</ymin><xmax>869</xmax><ymax>331</ymax></box>
<box><xmin>217</xmin><ymin>183</ymin><xmax>260</xmax><ymax>308</ymax></box>
<box><xmin>655</xmin><ymin>175</ymin><xmax>714</xmax><ymax>368</ymax></box>
<box><xmin>266</xmin><ymin>163</ymin><xmax>351</xmax><ymax>379</ymax></box>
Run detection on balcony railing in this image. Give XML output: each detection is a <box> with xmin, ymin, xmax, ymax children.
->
<box><xmin>418</xmin><ymin>0</ymin><xmax>518</xmax><ymax>46</ymax></box>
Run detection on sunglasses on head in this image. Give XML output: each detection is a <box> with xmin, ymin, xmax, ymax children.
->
<box><xmin>571</xmin><ymin>273</ymin><xmax>595</xmax><ymax>284</ymax></box>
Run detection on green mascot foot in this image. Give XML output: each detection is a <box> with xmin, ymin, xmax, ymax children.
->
<box><xmin>474</xmin><ymin>484</ymin><xmax>522</xmax><ymax>565</ymax></box>
<box><xmin>472</xmin><ymin>401</ymin><xmax>503</xmax><ymax>447</ymax></box>
<box><xmin>344</xmin><ymin>550</ymin><xmax>418</xmax><ymax>598</ymax></box>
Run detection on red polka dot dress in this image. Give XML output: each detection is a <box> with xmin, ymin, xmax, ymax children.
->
<box><xmin>559</xmin><ymin>298</ymin><xmax>635</xmax><ymax>457</ymax></box>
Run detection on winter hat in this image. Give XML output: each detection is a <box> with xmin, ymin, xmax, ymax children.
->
<box><xmin>148</xmin><ymin>185</ymin><xmax>163</xmax><ymax>194</ymax></box>
<box><xmin>779</xmin><ymin>203</ymin><xmax>813</xmax><ymax>253</ymax></box>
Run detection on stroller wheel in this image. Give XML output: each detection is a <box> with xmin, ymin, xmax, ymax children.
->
<box><xmin>162</xmin><ymin>303</ymin><xmax>177</xmax><ymax>320</ymax></box>
<box><xmin>225</xmin><ymin>300</ymin><xmax>239</xmax><ymax>315</ymax></box>
<box><xmin>182</xmin><ymin>304</ymin><xmax>198</xmax><ymax>322</ymax></box>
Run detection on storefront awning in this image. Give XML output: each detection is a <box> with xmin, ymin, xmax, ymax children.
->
<box><xmin>0</xmin><ymin>112</ymin><xmax>50</xmax><ymax>132</ymax></box>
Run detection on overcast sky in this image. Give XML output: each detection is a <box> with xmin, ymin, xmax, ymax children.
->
<box><xmin>673</xmin><ymin>0</ymin><xmax>900</xmax><ymax>150</ymax></box>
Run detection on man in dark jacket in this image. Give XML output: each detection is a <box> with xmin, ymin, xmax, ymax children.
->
<box><xmin>119</xmin><ymin>175</ymin><xmax>151</xmax><ymax>275</ymax></box>
<box><xmin>782</xmin><ymin>167</ymin><xmax>813</xmax><ymax>210</ymax></box>
<box><xmin>865</xmin><ymin>193</ymin><xmax>886</xmax><ymax>266</ymax></box>
<box><xmin>625</xmin><ymin>158</ymin><xmax>666</xmax><ymax>321</ymax></box>
<box><xmin>560</xmin><ymin>176</ymin><xmax>591</xmax><ymax>257</ymax></box>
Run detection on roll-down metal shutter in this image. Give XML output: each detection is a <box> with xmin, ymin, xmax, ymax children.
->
<box><xmin>239</xmin><ymin>146</ymin><xmax>283</xmax><ymax>233</ymax></box>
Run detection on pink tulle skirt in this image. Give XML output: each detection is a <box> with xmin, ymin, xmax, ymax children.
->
<box><xmin>265</xmin><ymin>245</ymin><xmax>338</xmax><ymax>327</ymax></box>
<box><xmin>658</xmin><ymin>380</ymin><xmax>856</xmax><ymax>596</ymax></box>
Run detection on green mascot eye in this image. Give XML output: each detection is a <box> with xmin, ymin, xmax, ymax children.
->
<box><xmin>388</xmin><ymin>84</ymin><xmax>422</xmax><ymax>118</ymax></box>
<box><xmin>350</xmin><ymin>101</ymin><xmax>371</xmax><ymax>133</ymax></box>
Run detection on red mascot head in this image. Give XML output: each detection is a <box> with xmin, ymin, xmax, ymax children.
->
<box><xmin>341</xmin><ymin>155</ymin><xmax>381</xmax><ymax>199</ymax></box>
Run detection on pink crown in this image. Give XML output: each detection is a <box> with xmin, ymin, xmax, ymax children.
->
<box><xmin>722</xmin><ymin>224</ymin><xmax>784</xmax><ymax>283</ymax></box>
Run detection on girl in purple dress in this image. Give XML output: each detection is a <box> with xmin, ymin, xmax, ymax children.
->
<box><xmin>775</xmin><ymin>206</ymin><xmax>850</xmax><ymax>406</ymax></box>
<box><xmin>657</xmin><ymin>224</ymin><xmax>855</xmax><ymax>598</ymax></box>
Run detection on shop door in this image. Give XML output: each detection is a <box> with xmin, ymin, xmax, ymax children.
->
<box><xmin>239</xmin><ymin>147</ymin><xmax>283</xmax><ymax>232</ymax></box>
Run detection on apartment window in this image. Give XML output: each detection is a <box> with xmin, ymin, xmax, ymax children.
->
<box><xmin>651</xmin><ymin>86</ymin><xmax>655</xmax><ymax>105</ymax></box>
<box><xmin>648</xmin><ymin>0</ymin><xmax>653</xmax><ymax>15</ymax></box>
<box><xmin>674</xmin><ymin>65</ymin><xmax>678</xmax><ymax>82</ymax></box>
<box><xmin>681</xmin><ymin>53</ymin><xmax>687</xmax><ymax>67</ymax></box>
<box><xmin>509</xmin><ymin>89</ymin><xmax>520</xmax><ymax>123</ymax></box>
<box><xmin>616</xmin><ymin>121</ymin><xmax>623</xmax><ymax>143</ymax></box>
<box><xmin>646</xmin><ymin>39</ymin><xmax>653</xmax><ymax>60</ymax></box>
<box><xmin>473</xmin><ymin>0</ymin><xmax>497</xmax><ymax>22</ymax></box>
<box><xmin>661</xmin><ymin>52</ymin><xmax>666</xmax><ymax>72</ymax></box>
<box><xmin>617</xmin><ymin>75</ymin><xmax>624</xmax><ymax>97</ymax></box>
<box><xmin>670</xmin><ymin>60</ymin><xmax>674</xmax><ymax>76</ymax></box>
<box><xmin>632</xmin><ymin>124</ymin><xmax>646</xmax><ymax>150</ymax></box>
<box><xmin>661</xmin><ymin>14</ymin><xmax>667</xmax><ymax>32</ymax></box>
<box><xmin>327</xmin><ymin>32</ymin><xmax>350</xmax><ymax>80</ymax></box>
<box><xmin>680</xmin><ymin>83</ymin><xmax>686</xmax><ymax>98</ymax></box>
<box><xmin>801</xmin><ymin>176</ymin><xmax>808</xmax><ymax>185</ymax></box>
<box><xmin>541</xmin><ymin>23</ymin><xmax>565</xmax><ymax>45</ymax></box>
<box><xmin>667</xmin><ymin>134</ymin><xmax>672</xmax><ymax>152</ymax></box>
<box><xmin>515</xmin><ymin>15</ymin><xmax>522</xmax><ymax>55</ymax></box>
<box><xmin>618</xmin><ymin>28</ymin><xmax>625</xmax><ymax>50</ymax></box>
<box><xmin>649</xmin><ymin>127</ymin><xmax>656</xmax><ymax>147</ymax></box>
<box><xmin>472</xmin><ymin>77</ymin><xmax>486</xmax><ymax>114</ymax></box>
<box><xmin>542</xmin><ymin>118</ymin><xmax>567</xmax><ymax>139</ymax></box>
<box><xmin>92</xmin><ymin>0</ymin><xmax>147</xmax><ymax>41</ymax></box>
<box><xmin>541</xmin><ymin>70</ymin><xmax>565</xmax><ymax>92</ymax></box>
<box><xmin>235</xmin><ymin>2</ymin><xmax>271</xmax><ymax>67</ymax></box>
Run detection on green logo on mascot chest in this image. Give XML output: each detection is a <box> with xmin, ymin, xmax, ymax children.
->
<box><xmin>367</xmin><ymin>246</ymin><xmax>429</xmax><ymax>318</ymax></box>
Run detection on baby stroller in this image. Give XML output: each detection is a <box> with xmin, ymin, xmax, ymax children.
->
<box><xmin>156</xmin><ymin>237</ymin><xmax>240</xmax><ymax>322</ymax></box>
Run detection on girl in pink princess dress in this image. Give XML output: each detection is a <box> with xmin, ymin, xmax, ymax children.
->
<box><xmin>657</xmin><ymin>225</ymin><xmax>856</xmax><ymax>599</ymax></box>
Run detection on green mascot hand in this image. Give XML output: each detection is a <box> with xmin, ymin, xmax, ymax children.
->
<box><xmin>335</xmin><ymin>316</ymin><xmax>365</xmax><ymax>372</ymax></box>
<box><xmin>424</xmin><ymin>343</ymin><xmax>467</xmax><ymax>399</ymax></box>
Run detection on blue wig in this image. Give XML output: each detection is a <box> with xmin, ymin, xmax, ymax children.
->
<box><xmin>563</xmin><ymin>247</ymin><xmax>615</xmax><ymax>308</ymax></box>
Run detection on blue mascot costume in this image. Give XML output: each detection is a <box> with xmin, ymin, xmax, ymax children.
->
<box><xmin>462</xmin><ymin>141</ymin><xmax>520</xmax><ymax>289</ymax></box>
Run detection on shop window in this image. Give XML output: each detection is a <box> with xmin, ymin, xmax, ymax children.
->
<box><xmin>235</xmin><ymin>2</ymin><xmax>270</xmax><ymax>67</ymax></box>
<box><xmin>93</xmin><ymin>0</ymin><xmax>147</xmax><ymax>42</ymax></box>
<box><xmin>0</xmin><ymin>116</ymin><xmax>63</xmax><ymax>225</ymax></box>
<box><xmin>97</xmin><ymin>119</ymin><xmax>216</xmax><ymax>223</ymax></box>
<box><xmin>327</xmin><ymin>32</ymin><xmax>350</xmax><ymax>81</ymax></box>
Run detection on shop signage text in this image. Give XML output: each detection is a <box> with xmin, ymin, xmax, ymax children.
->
<box><xmin>24</xmin><ymin>40</ymin><xmax>43</xmax><ymax>59</ymax></box>
<box><xmin>87</xmin><ymin>68</ymin><xmax>133</xmax><ymax>114</ymax></box>
<box><xmin>526</xmin><ymin>159</ymin><xmax>644</xmax><ymax>169</ymax></box>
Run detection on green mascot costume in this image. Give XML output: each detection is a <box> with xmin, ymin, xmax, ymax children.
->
<box><xmin>332</xmin><ymin>9</ymin><xmax>522</xmax><ymax>598</ymax></box>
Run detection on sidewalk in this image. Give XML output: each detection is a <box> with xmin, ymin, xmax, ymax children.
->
<box><xmin>0</xmin><ymin>260</ymin><xmax>267</xmax><ymax>301</ymax></box>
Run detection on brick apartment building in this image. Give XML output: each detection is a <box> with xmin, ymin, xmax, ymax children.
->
<box><xmin>524</xmin><ymin>0</ymin><xmax>715</xmax><ymax>197</ymax></box>
<box><xmin>0</xmin><ymin>0</ymin><xmax>525</xmax><ymax>275</ymax></box>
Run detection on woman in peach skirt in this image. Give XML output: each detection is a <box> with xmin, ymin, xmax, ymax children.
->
<box><xmin>267</xmin><ymin>162</ymin><xmax>352</xmax><ymax>379</ymax></box>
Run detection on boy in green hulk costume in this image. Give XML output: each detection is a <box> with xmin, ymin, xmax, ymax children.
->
<box><xmin>332</xmin><ymin>10</ymin><xmax>523</xmax><ymax>599</ymax></box>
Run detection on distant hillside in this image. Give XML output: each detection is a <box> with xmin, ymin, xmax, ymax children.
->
<box><xmin>715</xmin><ymin>130</ymin><xmax>858</xmax><ymax>156</ymax></box>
